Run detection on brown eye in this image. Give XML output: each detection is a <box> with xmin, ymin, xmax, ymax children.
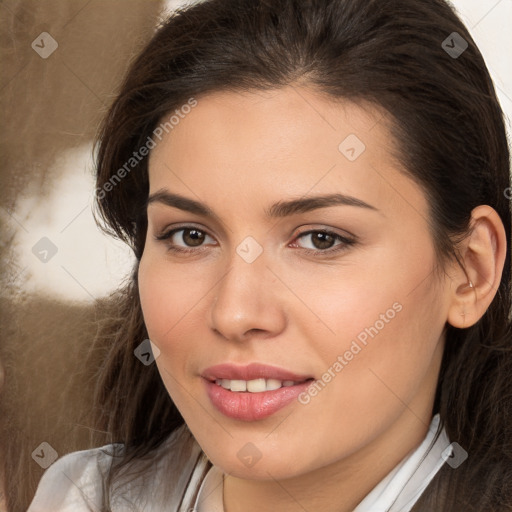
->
<box><xmin>292</xmin><ymin>229</ymin><xmax>356</xmax><ymax>254</ymax></box>
<box><xmin>310</xmin><ymin>232</ymin><xmax>336</xmax><ymax>250</ymax></box>
<box><xmin>181</xmin><ymin>228</ymin><xmax>206</xmax><ymax>247</ymax></box>
<box><xmin>155</xmin><ymin>227</ymin><xmax>216</xmax><ymax>253</ymax></box>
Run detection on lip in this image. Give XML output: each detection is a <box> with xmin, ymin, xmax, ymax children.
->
<box><xmin>201</xmin><ymin>363</ymin><xmax>314</xmax><ymax>421</ymax></box>
<box><xmin>201</xmin><ymin>362</ymin><xmax>312</xmax><ymax>382</ymax></box>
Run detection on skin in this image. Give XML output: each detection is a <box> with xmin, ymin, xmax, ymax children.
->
<box><xmin>138</xmin><ymin>85</ymin><xmax>505</xmax><ymax>512</ymax></box>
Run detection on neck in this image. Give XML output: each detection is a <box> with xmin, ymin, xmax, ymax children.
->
<box><xmin>223</xmin><ymin>404</ymin><xmax>435</xmax><ymax>512</ymax></box>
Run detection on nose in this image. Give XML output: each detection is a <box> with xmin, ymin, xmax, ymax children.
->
<box><xmin>209</xmin><ymin>248</ymin><xmax>287</xmax><ymax>343</ymax></box>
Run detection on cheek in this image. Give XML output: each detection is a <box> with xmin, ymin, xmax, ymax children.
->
<box><xmin>293</xmin><ymin>239</ymin><xmax>445</xmax><ymax>410</ymax></box>
<box><xmin>138</xmin><ymin>254</ymin><xmax>205</xmax><ymax>410</ymax></box>
<box><xmin>138</xmin><ymin>253</ymin><xmax>207</xmax><ymax>343</ymax></box>
<box><xmin>138</xmin><ymin>258</ymin><xmax>167</xmax><ymax>339</ymax></box>
<box><xmin>285</xmin><ymin>233</ymin><xmax>441</xmax><ymax>360</ymax></box>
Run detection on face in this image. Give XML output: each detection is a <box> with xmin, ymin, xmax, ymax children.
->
<box><xmin>138</xmin><ymin>86</ymin><xmax>452</xmax><ymax>480</ymax></box>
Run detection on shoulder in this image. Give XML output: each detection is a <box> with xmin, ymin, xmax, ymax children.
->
<box><xmin>27</xmin><ymin>443</ymin><xmax>121</xmax><ymax>512</ymax></box>
<box><xmin>27</xmin><ymin>426</ymin><xmax>207</xmax><ymax>512</ymax></box>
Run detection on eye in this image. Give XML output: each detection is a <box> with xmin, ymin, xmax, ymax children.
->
<box><xmin>291</xmin><ymin>229</ymin><xmax>356</xmax><ymax>254</ymax></box>
<box><xmin>155</xmin><ymin>225</ymin><xmax>356</xmax><ymax>256</ymax></box>
<box><xmin>155</xmin><ymin>226</ymin><xmax>216</xmax><ymax>253</ymax></box>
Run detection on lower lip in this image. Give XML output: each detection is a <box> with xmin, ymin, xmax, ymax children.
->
<box><xmin>204</xmin><ymin>379</ymin><xmax>313</xmax><ymax>421</ymax></box>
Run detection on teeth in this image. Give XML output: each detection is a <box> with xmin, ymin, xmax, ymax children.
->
<box><xmin>230</xmin><ymin>380</ymin><xmax>247</xmax><ymax>392</ymax></box>
<box><xmin>266</xmin><ymin>378</ymin><xmax>282</xmax><ymax>391</ymax></box>
<box><xmin>247</xmin><ymin>378</ymin><xmax>266</xmax><ymax>392</ymax></box>
<box><xmin>214</xmin><ymin>378</ymin><xmax>300</xmax><ymax>393</ymax></box>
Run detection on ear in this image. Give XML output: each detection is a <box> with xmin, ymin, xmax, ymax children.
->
<box><xmin>447</xmin><ymin>205</ymin><xmax>507</xmax><ymax>329</ymax></box>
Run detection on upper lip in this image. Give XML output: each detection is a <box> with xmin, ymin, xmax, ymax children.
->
<box><xmin>201</xmin><ymin>363</ymin><xmax>313</xmax><ymax>382</ymax></box>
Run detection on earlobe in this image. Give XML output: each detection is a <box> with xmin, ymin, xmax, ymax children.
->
<box><xmin>447</xmin><ymin>205</ymin><xmax>507</xmax><ymax>329</ymax></box>
<box><xmin>450</xmin><ymin>279</ymin><xmax>476</xmax><ymax>329</ymax></box>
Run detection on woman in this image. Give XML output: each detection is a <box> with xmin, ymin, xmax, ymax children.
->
<box><xmin>28</xmin><ymin>0</ymin><xmax>512</xmax><ymax>510</ymax></box>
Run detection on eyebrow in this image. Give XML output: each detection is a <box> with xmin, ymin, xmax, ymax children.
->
<box><xmin>147</xmin><ymin>190</ymin><xmax>378</xmax><ymax>218</ymax></box>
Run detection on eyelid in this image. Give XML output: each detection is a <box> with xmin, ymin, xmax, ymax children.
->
<box><xmin>155</xmin><ymin>222</ymin><xmax>355</xmax><ymax>240</ymax></box>
<box><xmin>154</xmin><ymin>224</ymin><xmax>217</xmax><ymax>245</ymax></box>
<box><xmin>154</xmin><ymin>221</ymin><xmax>214</xmax><ymax>239</ymax></box>
<box><xmin>291</xmin><ymin>224</ymin><xmax>357</xmax><ymax>241</ymax></box>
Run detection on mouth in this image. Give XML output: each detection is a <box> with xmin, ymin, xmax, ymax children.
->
<box><xmin>201</xmin><ymin>363</ymin><xmax>315</xmax><ymax>421</ymax></box>
<box><xmin>210</xmin><ymin>377</ymin><xmax>311</xmax><ymax>393</ymax></box>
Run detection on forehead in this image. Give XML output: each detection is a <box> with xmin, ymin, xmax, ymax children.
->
<box><xmin>149</xmin><ymin>86</ymin><xmax>388</xmax><ymax>171</ymax></box>
<box><xmin>147</xmin><ymin>86</ymin><xmax>428</xmax><ymax>222</ymax></box>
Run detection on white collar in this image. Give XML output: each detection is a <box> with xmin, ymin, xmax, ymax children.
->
<box><xmin>354</xmin><ymin>413</ymin><xmax>449</xmax><ymax>511</ymax></box>
<box><xmin>193</xmin><ymin>414</ymin><xmax>450</xmax><ymax>512</ymax></box>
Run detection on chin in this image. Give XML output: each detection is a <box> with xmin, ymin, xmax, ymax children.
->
<box><xmin>213</xmin><ymin>456</ymin><xmax>304</xmax><ymax>480</ymax></box>
<box><xmin>199</xmin><ymin>437</ymin><xmax>314</xmax><ymax>481</ymax></box>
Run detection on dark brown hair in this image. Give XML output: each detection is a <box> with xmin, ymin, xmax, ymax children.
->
<box><xmin>91</xmin><ymin>0</ymin><xmax>512</xmax><ymax>510</ymax></box>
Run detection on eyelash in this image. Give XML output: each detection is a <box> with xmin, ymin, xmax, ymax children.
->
<box><xmin>155</xmin><ymin>226</ymin><xmax>356</xmax><ymax>256</ymax></box>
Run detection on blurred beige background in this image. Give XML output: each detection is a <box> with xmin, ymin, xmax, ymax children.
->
<box><xmin>0</xmin><ymin>2</ymin><xmax>167</xmax><ymax>510</ymax></box>
<box><xmin>0</xmin><ymin>0</ymin><xmax>510</xmax><ymax>510</ymax></box>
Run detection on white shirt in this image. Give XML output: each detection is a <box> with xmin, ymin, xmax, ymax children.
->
<box><xmin>27</xmin><ymin>414</ymin><xmax>450</xmax><ymax>512</ymax></box>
